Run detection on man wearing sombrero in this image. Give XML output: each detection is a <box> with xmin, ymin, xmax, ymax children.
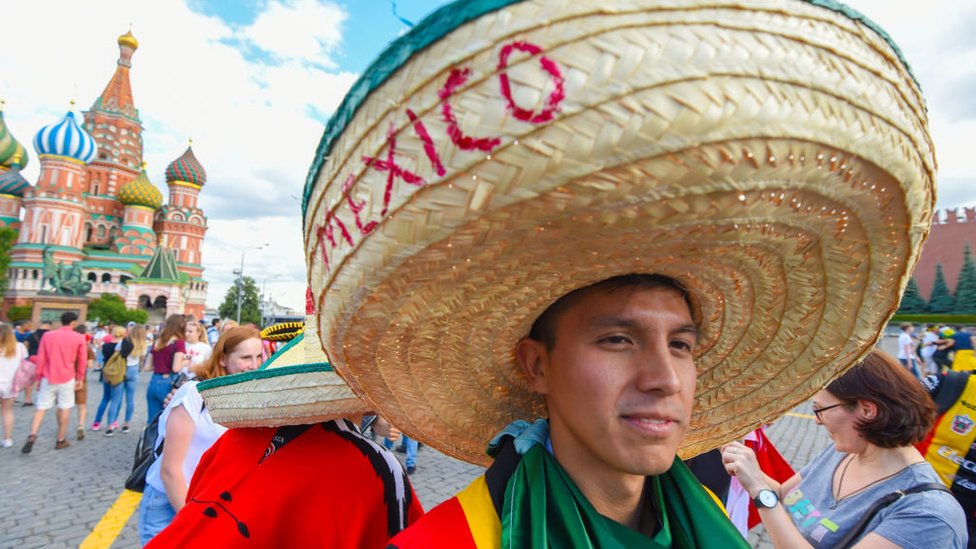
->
<box><xmin>298</xmin><ymin>0</ymin><xmax>933</xmax><ymax>545</ymax></box>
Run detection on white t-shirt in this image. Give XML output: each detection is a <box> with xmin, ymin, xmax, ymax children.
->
<box><xmin>898</xmin><ymin>332</ymin><xmax>915</xmax><ymax>360</ymax></box>
<box><xmin>0</xmin><ymin>342</ymin><xmax>28</xmax><ymax>398</ymax></box>
<box><xmin>145</xmin><ymin>381</ymin><xmax>227</xmax><ymax>493</ymax></box>
<box><xmin>921</xmin><ymin>331</ymin><xmax>939</xmax><ymax>359</ymax></box>
<box><xmin>184</xmin><ymin>341</ymin><xmax>212</xmax><ymax>368</ymax></box>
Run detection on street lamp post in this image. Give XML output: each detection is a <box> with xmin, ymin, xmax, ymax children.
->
<box><xmin>235</xmin><ymin>244</ymin><xmax>268</xmax><ymax>323</ymax></box>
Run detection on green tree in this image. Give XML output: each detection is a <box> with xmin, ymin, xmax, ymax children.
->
<box><xmin>928</xmin><ymin>263</ymin><xmax>956</xmax><ymax>313</ymax></box>
<box><xmin>6</xmin><ymin>304</ymin><xmax>31</xmax><ymax>322</ymax></box>
<box><xmin>0</xmin><ymin>227</ymin><xmax>18</xmax><ymax>294</ymax></box>
<box><xmin>218</xmin><ymin>276</ymin><xmax>261</xmax><ymax>325</ymax></box>
<box><xmin>897</xmin><ymin>278</ymin><xmax>927</xmax><ymax>314</ymax></box>
<box><xmin>88</xmin><ymin>294</ymin><xmax>148</xmax><ymax>325</ymax></box>
<box><xmin>954</xmin><ymin>245</ymin><xmax>976</xmax><ymax>314</ymax></box>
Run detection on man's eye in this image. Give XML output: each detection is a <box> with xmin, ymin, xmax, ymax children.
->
<box><xmin>601</xmin><ymin>335</ymin><xmax>632</xmax><ymax>345</ymax></box>
<box><xmin>671</xmin><ymin>340</ymin><xmax>693</xmax><ymax>352</ymax></box>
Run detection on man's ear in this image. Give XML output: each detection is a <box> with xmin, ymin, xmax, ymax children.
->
<box><xmin>516</xmin><ymin>337</ymin><xmax>549</xmax><ymax>395</ymax></box>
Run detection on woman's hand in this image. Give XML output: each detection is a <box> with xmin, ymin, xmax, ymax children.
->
<box><xmin>721</xmin><ymin>441</ymin><xmax>767</xmax><ymax>497</ymax></box>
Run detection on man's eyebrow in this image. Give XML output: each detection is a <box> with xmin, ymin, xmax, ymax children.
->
<box><xmin>587</xmin><ymin>317</ymin><xmax>700</xmax><ymax>338</ymax></box>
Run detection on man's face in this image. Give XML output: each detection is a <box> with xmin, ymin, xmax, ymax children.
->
<box><xmin>520</xmin><ymin>286</ymin><xmax>698</xmax><ymax>479</ymax></box>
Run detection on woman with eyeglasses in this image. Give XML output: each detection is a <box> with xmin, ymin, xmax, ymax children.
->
<box><xmin>722</xmin><ymin>350</ymin><xmax>967</xmax><ymax>548</ymax></box>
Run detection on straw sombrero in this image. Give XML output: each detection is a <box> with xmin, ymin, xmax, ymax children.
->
<box><xmin>302</xmin><ymin>0</ymin><xmax>935</xmax><ymax>465</ymax></box>
<box><xmin>198</xmin><ymin>317</ymin><xmax>369</xmax><ymax>427</ymax></box>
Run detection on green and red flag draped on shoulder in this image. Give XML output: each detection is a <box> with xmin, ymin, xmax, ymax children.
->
<box><xmin>389</xmin><ymin>420</ymin><xmax>748</xmax><ymax>548</ymax></box>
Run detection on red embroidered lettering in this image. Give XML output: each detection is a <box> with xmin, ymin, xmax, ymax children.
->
<box><xmin>341</xmin><ymin>174</ymin><xmax>378</xmax><ymax>235</ymax></box>
<box><xmin>439</xmin><ymin>68</ymin><xmax>501</xmax><ymax>152</ymax></box>
<box><xmin>405</xmin><ymin>109</ymin><xmax>447</xmax><ymax>176</ymax></box>
<box><xmin>497</xmin><ymin>41</ymin><xmax>565</xmax><ymax>124</ymax></box>
<box><xmin>362</xmin><ymin>123</ymin><xmax>425</xmax><ymax>216</ymax></box>
<box><xmin>315</xmin><ymin>211</ymin><xmax>354</xmax><ymax>270</ymax></box>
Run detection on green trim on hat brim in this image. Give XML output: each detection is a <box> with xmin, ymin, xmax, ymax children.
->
<box><xmin>259</xmin><ymin>333</ymin><xmax>305</xmax><ymax>370</ymax></box>
<box><xmin>197</xmin><ymin>362</ymin><xmax>335</xmax><ymax>392</ymax></box>
<box><xmin>301</xmin><ymin>0</ymin><xmax>918</xmax><ymax>222</ymax></box>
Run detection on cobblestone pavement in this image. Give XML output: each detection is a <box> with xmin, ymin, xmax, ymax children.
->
<box><xmin>0</xmin><ymin>370</ymin><xmax>831</xmax><ymax>548</ymax></box>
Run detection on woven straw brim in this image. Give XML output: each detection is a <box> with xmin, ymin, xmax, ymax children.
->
<box><xmin>303</xmin><ymin>0</ymin><xmax>934</xmax><ymax>465</ymax></box>
<box><xmin>199</xmin><ymin>364</ymin><xmax>368</xmax><ymax>428</ymax></box>
<box><xmin>200</xmin><ymin>317</ymin><xmax>368</xmax><ymax>428</ymax></box>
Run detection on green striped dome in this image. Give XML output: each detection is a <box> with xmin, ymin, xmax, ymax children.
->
<box><xmin>0</xmin><ymin>111</ymin><xmax>28</xmax><ymax>170</ymax></box>
<box><xmin>118</xmin><ymin>169</ymin><xmax>163</xmax><ymax>209</ymax></box>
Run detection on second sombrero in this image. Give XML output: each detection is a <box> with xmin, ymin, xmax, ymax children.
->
<box><xmin>302</xmin><ymin>0</ymin><xmax>935</xmax><ymax>465</ymax></box>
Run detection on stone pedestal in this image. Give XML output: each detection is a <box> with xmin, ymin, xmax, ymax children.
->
<box><xmin>31</xmin><ymin>295</ymin><xmax>89</xmax><ymax>326</ymax></box>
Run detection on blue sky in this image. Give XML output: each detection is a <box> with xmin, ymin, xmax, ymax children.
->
<box><xmin>2</xmin><ymin>0</ymin><xmax>975</xmax><ymax>312</ymax></box>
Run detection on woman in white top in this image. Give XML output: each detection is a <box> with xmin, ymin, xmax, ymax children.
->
<box><xmin>181</xmin><ymin>316</ymin><xmax>212</xmax><ymax>373</ymax></box>
<box><xmin>0</xmin><ymin>323</ymin><xmax>28</xmax><ymax>448</ymax></box>
<box><xmin>137</xmin><ymin>326</ymin><xmax>263</xmax><ymax>545</ymax></box>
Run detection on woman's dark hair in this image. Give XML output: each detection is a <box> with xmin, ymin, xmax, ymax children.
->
<box><xmin>826</xmin><ymin>350</ymin><xmax>935</xmax><ymax>447</ymax></box>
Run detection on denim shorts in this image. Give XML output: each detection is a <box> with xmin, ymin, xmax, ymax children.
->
<box><xmin>138</xmin><ymin>483</ymin><xmax>176</xmax><ymax>545</ymax></box>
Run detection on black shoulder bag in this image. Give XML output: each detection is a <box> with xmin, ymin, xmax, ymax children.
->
<box><xmin>835</xmin><ymin>482</ymin><xmax>951</xmax><ymax>548</ymax></box>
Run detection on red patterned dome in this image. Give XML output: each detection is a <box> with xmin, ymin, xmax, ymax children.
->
<box><xmin>165</xmin><ymin>145</ymin><xmax>206</xmax><ymax>186</ymax></box>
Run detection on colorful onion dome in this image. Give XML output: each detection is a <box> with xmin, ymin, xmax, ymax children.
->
<box><xmin>33</xmin><ymin>109</ymin><xmax>97</xmax><ymax>164</ymax></box>
<box><xmin>0</xmin><ymin>109</ymin><xmax>29</xmax><ymax>170</ymax></box>
<box><xmin>0</xmin><ymin>163</ymin><xmax>30</xmax><ymax>197</ymax></box>
<box><xmin>165</xmin><ymin>145</ymin><xmax>206</xmax><ymax>186</ymax></box>
<box><xmin>118</xmin><ymin>30</ymin><xmax>138</xmax><ymax>50</ymax></box>
<box><xmin>118</xmin><ymin>168</ymin><xmax>163</xmax><ymax>209</ymax></box>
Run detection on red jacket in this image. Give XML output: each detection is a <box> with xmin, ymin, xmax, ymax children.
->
<box><xmin>36</xmin><ymin>326</ymin><xmax>86</xmax><ymax>384</ymax></box>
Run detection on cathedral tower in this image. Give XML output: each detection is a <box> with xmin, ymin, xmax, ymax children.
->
<box><xmin>0</xmin><ymin>106</ymin><xmax>30</xmax><ymax>229</ymax></box>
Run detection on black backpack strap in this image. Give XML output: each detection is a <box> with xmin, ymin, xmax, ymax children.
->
<box><xmin>836</xmin><ymin>482</ymin><xmax>951</xmax><ymax>548</ymax></box>
<box><xmin>484</xmin><ymin>436</ymin><xmax>522</xmax><ymax>517</ymax></box>
<box><xmin>934</xmin><ymin>371</ymin><xmax>970</xmax><ymax>416</ymax></box>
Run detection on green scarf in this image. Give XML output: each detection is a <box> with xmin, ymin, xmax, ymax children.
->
<box><xmin>492</xmin><ymin>420</ymin><xmax>749</xmax><ymax>548</ymax></box>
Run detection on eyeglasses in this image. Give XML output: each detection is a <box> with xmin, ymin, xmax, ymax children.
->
<box><xmin>812</xmin><ymin>402</ymin><xmax>847</xmax><ymax>422</ymax></box>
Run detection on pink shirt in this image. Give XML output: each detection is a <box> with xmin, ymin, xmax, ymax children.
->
<box><xmin>36</xmin><ymin>326</ymin><xmax>87</xmax><ymax>384</ymax></box>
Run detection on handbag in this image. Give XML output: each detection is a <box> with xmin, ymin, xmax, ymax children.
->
<box><xmin>12</xmin><ymin>356</ymin><xmax>36</xmax><ymax>394</ymax></box>
<box><xmin>835</xmin><ymin>482</ymin><xmax>951</xmax><ymax>548</ymax></box>
<box><xmin>102</xmin><ymin>352</ymin><xmax>126</xmax><ymax>386</ymax></box>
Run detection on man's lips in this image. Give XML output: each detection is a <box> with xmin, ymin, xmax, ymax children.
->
<box><xmin>620</xmin><ymin>413</ymin><xmax>680</xmax><ymax>436</ymax></box>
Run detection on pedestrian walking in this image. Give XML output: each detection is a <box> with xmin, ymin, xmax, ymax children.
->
<box><xmin>72</xmin><ymin>324</ymin><xmax>94</xmax><ymax>440</ymax></box>
<box><xmin>145</xmin><ymin>314</ymin><xmax>186</xmax><ymax>421</ymax></box>
<box><xmin>92</xmin><ymin>325</ymin><xmax>126</xmax><ymax>431</ymax></box>
<box><xmin>22</xmin><ymin>320</ymin><xmax>50</xmax><ymax>407</ymax></box>
<box><xmin>0</xmin><ymin>323</ymin><xmax>28</xmax><ymax>448</ymax></box>
<box><xmin>138</xmin><ymin>326</ymin><xmax>263</xmax><ymax>545</ymax></box>
<box><xmin>107</xmin><ymin>324</ymin><xmax>148</xmax><ymax>434</ymax></box>
<box><xmin>21</xmin><ymin>312</ymin><xmax>87</xmax><ymax>453</ymax></box>
<box><xmin>205</xmin><ymin>318</ymin><xmax>220</xmax><ymax>346</ymax></box>
<box><xmin>898</xmin><ymin>322</ymin><xmax>922</xmax><ymax>378</ymax></box>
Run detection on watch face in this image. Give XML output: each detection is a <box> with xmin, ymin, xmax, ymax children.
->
<box><xmin>758</xmin><ymin>490</ymin><xmax>778</xmax><ymax>507</ymax></box>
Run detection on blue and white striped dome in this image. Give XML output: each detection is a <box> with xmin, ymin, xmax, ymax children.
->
<box><xmin>33</xmin><ymin>110</ymin><xmax>97</xmax><ymax>164</ymax></box>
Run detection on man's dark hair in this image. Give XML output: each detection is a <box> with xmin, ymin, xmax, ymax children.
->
<box><xmin>825</xmin><ymin>350</ymin><xmax>935</xmax><ymax>447</ymax></box>
<box><xmin>60</xmin><ymin>311</ymin><xmax>78</xmax><ymax>326</ymax></box>
<box><xmin>528</xmin><ymin>274</ymin><xmax>695</xmax><ymax>351</ymax></box>
<box><xmin>211</xmin><ymin>318</ymin><xmax>220</xmax><ymax>326</ymax></box>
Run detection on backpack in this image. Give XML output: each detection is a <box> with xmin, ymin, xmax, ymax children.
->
<box><xmin>103</xmin><ymin>351</ymin><xmax>126</xmax><ymax>386</ymax></box>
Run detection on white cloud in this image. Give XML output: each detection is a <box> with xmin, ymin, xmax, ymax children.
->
<box><xmin>0</xmin><ymin>0</ymin><xmax>355</xmax><ymax>312</ymax></box>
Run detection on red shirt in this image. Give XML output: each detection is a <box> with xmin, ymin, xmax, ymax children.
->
<box><xmin>147</xmin><ymin>419</ymin><xmax>424</xmax><ymax>548</ymax></box>
<box><xmin>151</xmin><ymin>339</ymin><xmax>186</xmax><ymax>374</ymax></box>
<box><xmin>36</xmin><ymin>326</ymin><xmax>87</xmax><ymax>384</ymax></box>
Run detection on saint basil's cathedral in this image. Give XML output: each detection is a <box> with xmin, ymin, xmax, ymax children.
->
<box><xmin>0</xmin><ymin>30</ymin><xmax>208</xmax><ymax>321</ymax></box>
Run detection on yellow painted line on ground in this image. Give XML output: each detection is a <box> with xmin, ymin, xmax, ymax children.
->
<box><xmin>786</xmin><ymin>411</ymin><xmax>816</xmax><ymax>420</ymax></box>
<box><xmin>79</xmin><ymin>489</ymin><xmax>142</xmax><ymax>549</ymax></box>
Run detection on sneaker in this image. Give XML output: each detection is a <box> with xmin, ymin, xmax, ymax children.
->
<box><xmin>406</xmin><ymin>466</ymin><xmax>417</xmax><ymax>475</ymax></box>
<box><xmin>21</xmin><ymin>401</ymin><xmax>33</xmax><ymax>407</ymax></box>
<box><xmin>1</xmin><ymin>439</ymin><xmax>12</xmax><ymax>448</ymax></box>
<box><xmin>54</xmin><ymin>439</ymin><xmax>70</xmax><ymax>450</ymax></box>
<box><xmin>121</xmin><ymin>425</ymin><xmax>130</xmax><ymax>434</ymax></box>
<box><xmin>105</xmin><ymin>429</ymin><xmax>114</xmax><ymax>437</ymax></box>
<box><xmin>76</xmin><ymin>426</ymin><xmax>85</xmax><ymax>441</ymax></box>
<box><xmin>396</xmin><ymin>446</ymin><xmax>407</xmax><ymax>454</ymax></box>
<box><xmin>21</xmin><ymin>434</ymin><xmax>36</xmax><ymax>454</ymax></box>
<box><xmin>91</xmin><ymin>422</ymin><xmax>101</xmax><ymax>431</ymax></box>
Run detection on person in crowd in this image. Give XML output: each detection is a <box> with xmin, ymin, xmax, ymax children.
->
<box><xmin>138</xmin><ymin>326</ymin><xmax>263</xmax><ymax>545</ymax></box>
<box><xmin>0</xmin><ymin>323</ymin><xmax>28</xmax><ymax>448</ymax></box>
<box><xmin>206</xmin><ymin>318</ymin><xmax>220</xmax><ymax>346</ymax></box>
<box><xmin>722</xmin><ymin>350</ymin><xmax>967</xmax><ymax>548</ymax></box>
<box><xmin>92</xmin><ymin>326</ymin><xmax>127</xmax><ymax>432</ymax></box>
<box><xmin>14</xmin><ymin>320</ymin><xmax>32</xmax><ymax>343</ymax></box>
<box><xmin>22</xmin><ymin>320</ymin><xmax>51</xmax><ymax>407</ymax></box>
<box><xmin>182</xmin><ymin>315</ymin><xmax>212</xmax><ymax>372</ymax></box>
<box><xmin>145</xmin><ymin>314</ymin><xmax>187</xmax><ymax>420</ymax></box>
<box><xmin>218</xmin><ymin>319</ymin><xmax>238</xmax><ymax>335</ymax></box>
<box><xmin>108</xmin><ymin>324</ymin><xmax>148</xmax><ymax>434</ymax></box>
<box><xmin>935</xmin><ymin>327</ymin><xmax>957</xmax><ymax>372</ymax></box>
<box><xmin>920</xmin><ymin>369</ymin><xmax>976</xmax><ymax>547</ymax></box>
<box><xmin>897</xmin><ymin>322</ymin><xmax>921</xmax><ymax>378</ymax></box>
<box><xmin>920</xmin><ymin>325</ymin><xmax>942</xmax><ymax>375</ymax></box>
<box><xmin>948</xmin><ymin>327</ymin><xmax>976</xmax><ymax>372</ymax></box>
<box><xmin>385</xmin><ymin>433</ymin><xmax>420</xmax><ymax>475</ymax></box>
<box><xmin>21</xmin><ymin>312</ymin><xmax>87</xmax><ymax>453</ymax></box>
<box><xmin>72</xmin><ymin>324</ymin><xmax>94</xmax><ymax>441</ymax></box>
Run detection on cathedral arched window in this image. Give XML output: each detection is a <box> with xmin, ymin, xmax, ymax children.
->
<box><xmin>101</xmin><ymin>273</ymin><xmax>112</xmax><ymax>283</ymax></box>
<box><xmin>87</xmin><ymin>272</ymin><xmax>97</xmax><ymax>282</ymax></box>
<box><xmin>32</xmin><ymin>270</ymin><xmax>38</xmax><ymax>280</ymax></box>
<box><xmin>97</xmin><ymin>225</ymin><xmax>106</xmax><ymax>239</ymax></box>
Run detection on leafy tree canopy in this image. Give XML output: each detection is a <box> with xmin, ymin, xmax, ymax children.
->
<box><xmin>218</xmin><ymin>275</ymin><xmax>261</xmax><ymax>326</ymax></box>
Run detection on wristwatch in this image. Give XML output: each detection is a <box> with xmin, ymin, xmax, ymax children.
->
<box><xmin>753</xmin><ymin>489</ymin><xmax>779</xmax><ymax>509</ymax></box>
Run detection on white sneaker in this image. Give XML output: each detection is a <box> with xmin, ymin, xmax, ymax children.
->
<box><xmin>1</xmin><ymin>439</ymin><xmax>13</xmax><ymax>448</ymax></box>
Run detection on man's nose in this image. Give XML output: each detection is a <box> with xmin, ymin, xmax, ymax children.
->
<box><xmin>634</xmin><ymin>340</ymin><xmax>681</xmax><ymax>395</ymax></box>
